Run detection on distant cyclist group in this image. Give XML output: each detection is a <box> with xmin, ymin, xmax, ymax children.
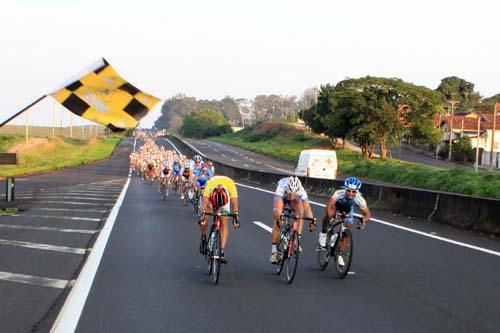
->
<box><xmin>130</xmin><ymin>136</ymin><xmax>371</xmax><ymax>284</ymax></box>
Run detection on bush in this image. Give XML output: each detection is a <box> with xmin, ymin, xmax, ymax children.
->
<box><xmin>452</xmin><ymin>136</ymin><xmax>474</xmax><ymax>163</ymax></box>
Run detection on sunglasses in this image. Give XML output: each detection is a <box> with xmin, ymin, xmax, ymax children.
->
<box><xmin>346</xmin><ymin>189</ymin><xmax>358</xmax><ymax>194</ymax></box>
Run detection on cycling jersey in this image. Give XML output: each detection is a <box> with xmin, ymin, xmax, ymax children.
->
<box><xmin>203</xmin><ymin>176</ymin><xmax>238</xmax><ymax>199</ymax></box>
<box><xmin>274</xmin><ymin>177</ymin><xmax>308</xmax><ymax>201</ymax></box>
<box><xmin>331</xmin><ymin>189</ymin><xmax>367</xmax><ymax>214</ymax></box>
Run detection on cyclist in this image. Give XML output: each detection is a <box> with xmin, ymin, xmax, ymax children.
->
<box><xmin>180</xmin><ymin>162</ymin><xmax>193</xmax><ymax>200</ymax></box>
<box><xmin>198</xmin><ymin>175</ymin><xmax>240</xmax><ymax>264</ymax></box>
<box><xmin>270</xmin><ymin>176</ymin><xmax>316</xmax><ymax>264</ymax></box>
<box><xmin>194</xmin><ymin>164</ymin><xmax>212</xmax><ymax>200</ymax></box>
<box><xmin>171</xmin><ymin>158</ymin><xmax>182</xmax><ymax>193</ymax></box>
<box><xmin>319</xmin><ymin>177</ymin><xmax>371</xmax><ymax>266</ymax></box>
<box><xmin>158</xmin><ymin>163</ymin><xmax>171</xmax><ymax>195</ymax></box>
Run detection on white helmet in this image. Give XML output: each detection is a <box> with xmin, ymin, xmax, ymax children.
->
<box><xmin>287</xmin><ymin>176</ymin><xmax>301</xmax><ymax>193</ymax></box>
<box><xmin>193</xmin><ymin>155</ymin><xmax>202</xmax><ymax>163</ymax></box>
<box><xmin>184</xmin><ymin>162</ymin><xmax>191</xmax><ymax>169</ymax></box>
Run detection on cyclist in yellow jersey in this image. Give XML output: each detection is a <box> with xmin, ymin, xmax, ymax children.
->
<box><xmin>199</xmin><ymin>175</ymin><xmax>240</xmax><ymax>264</ymax></box>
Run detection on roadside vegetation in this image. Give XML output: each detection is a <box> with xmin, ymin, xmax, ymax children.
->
<box><xmin>211</xmin><ymin>122</ymin><xmax>500</xmax><ymax>199</ymax></box>
<box><xmin>0</xmin><ymin>134</ymin><xmax>123</xmax><ymax>178</ymax></box>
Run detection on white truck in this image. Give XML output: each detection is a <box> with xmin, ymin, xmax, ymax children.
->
<box><xmin>294</xmin><ymin>149</ymin><xmax>338</xmax><ymax>180</ymax></box>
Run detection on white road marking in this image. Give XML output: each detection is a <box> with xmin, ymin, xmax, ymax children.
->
<box><xmin>0</xmin><ymin>271</ymin><xmax>69</xmax><ymax>289</ymax></box>
<box><xmin>37</xmin><ymin>201</ymin><xmax>109</xmax><ymax>206</ymax></box>
<box><xmin>264</xmin><ymin>164</ymin><xmax>294</xmax><ymax>174</ymax></box>
<box><xmin>213</xmin><ymin>149</ymin><xmax>218</xmax><ymax>152</ymax></box>
<box><xmin>17</xmin><ymin>191</ymin><xmax>117</xmax><ymax>197</ymax></box>
<box><xmin>163</xmin><ymin>138</ymin><xmax>182</xmax><ymax>155</ymax></box>
<box><xmin>244</xmin><ymin>164</ymin><xmax>249</xmax><ymax>167</ymax></box>
<box><xmin>231</xmin><ymin>159</ymin><xmax>236</xmax><ymax>162</ymax></box>
<box><xmin>253</xmin><ymin>221</ymin><xmax>272</xmax><ymax>233</ymax></box>
<box><xmin>0</xmin><ymin>224</ymin><xmax>97</xmax><ymax>234</ymax></box>
<box><xmin>236</xmin><ymin>182</ymin><xmax>500</xmax><ymax>258</ymax></box>
<box><xmin>181</xmin><ymin>139</ymin><xmax>205</xmax><ymax>157</ymax></box>
<box><xmin>31</xmin><ymin>207</ymin><xmax>107</xmax><ymax>213</ymax></box>
<box><xmin>0</xmin><ymin>239</ymin><xmax>87</xmax><ymax>254</ymax></box>
<box><xmin>21</xmin><ymin>214</ymin><xmax>101</xmax><ymax>222</ymax></box>
<box><xmin>51</xmin><ymin>176</ymin><xmax>131</xmax><ymax>332</ymax></box>
<box><xmin>222</xmin><ymin>154</ymin><xmax>226</xmax><ymax>157</ymax></box>
<box><xmin>348</xmin><ymin>272</ymin><xmax>356</xmax><ymax>275</ymax></box>
<box><xmin>16</xmin><ymin>196</ymin><xmax>116</xmax><ymax>201</ymax></box>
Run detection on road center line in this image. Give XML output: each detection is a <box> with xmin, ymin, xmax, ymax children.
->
<box><xmin>21</xmin><ymin>215</ymin><xmax>101</xmax><ymax>222</ymax></box>
<box><xmin>253</xmin><ymin>221</ymin><xmax>272</xmax><ymax>233</ymax></box>
<box><xmin>236</xmin><ymin>182</ymin><xmax>500</xmax><ymax>258</ymax></box>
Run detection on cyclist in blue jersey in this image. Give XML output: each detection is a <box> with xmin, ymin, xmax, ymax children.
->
<box><xmin>319</xmin><ymin>177</ymin><xmax>371</xmax><ymax>266</ymax></box>
<box><xmin>171</xmin><ymin>158</ymin><xmax>182</xmax><ymax>193</ymax></box>
<box><xmin>194</xmin><ymin>163</ymin><xmax>213</xmax><ymax>200</ymax></box>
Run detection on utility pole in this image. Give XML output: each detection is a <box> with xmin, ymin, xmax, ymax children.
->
<box><xmin>25</xmin><ymin>108</ymin><xmax>29</xmax><ymax>145</ymax></box>
<box><xmin>52</xmin><ymin>100</ymin><xmax>56</xmax><ymax>137</ymax></box>
<box><xmin>435</xmin><ymin>114</ymin><xmax>442</xmax><ymax>159</ymax></box>
<box><xmin>489</xmin><ymin>103</ymin><xmax>498</xmax><ymax>171</ymax></box>
<box><xmin>69</xmin><ymin>112</ymin><xmax>73</xmax><ymax>138</ymax></box>
<box><xmin>447</xmin><ymin>100</ymin><xmax>459</xmax><ymax>161</ymax></box>
<box><xmin>474</xmin><ymin>115</ymin><xmax>481</xmax><ymax>172</ymax></box>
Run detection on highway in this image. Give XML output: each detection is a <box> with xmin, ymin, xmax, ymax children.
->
<box><xmin>75</xmin><ymin>139</ymin><xmax>500</xmax><ymax>333</ymax></box>
<box><xmin>1</xmin><ymin>137</ymin><xmax>499</xmax><ymax>332</ymax></box>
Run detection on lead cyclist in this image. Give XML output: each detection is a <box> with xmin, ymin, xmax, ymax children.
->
<box><xmin>319</xmin><ymin>177</ymin><xmax>371</xmax><ymax>266</ymax></box>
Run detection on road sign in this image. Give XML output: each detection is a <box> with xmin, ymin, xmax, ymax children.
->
<box><xmin>0</xmin><ymin>153</ymin><xmax>18</xmax><ymax>165</ymax></box>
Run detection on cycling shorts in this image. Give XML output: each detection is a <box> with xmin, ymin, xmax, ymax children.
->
<box><xmin>197</xmin><ymin>178</ymin><xmax>208</xmax><ymax>187</ymax></box>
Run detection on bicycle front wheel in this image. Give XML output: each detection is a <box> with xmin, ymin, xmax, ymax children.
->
<box><xmin>333</xmin><ymin>229</ymin><xmax>353</xmax><ymax>279</ymax></box>
<box><xmin>285</xmin><ymin>231</ymin><xmax>299</xmax><ymax>284</ymax></box>
<box><xmin>210</xmin><ymin>230</ymin><xmax>221</xmax><ymax>285</ymax></box>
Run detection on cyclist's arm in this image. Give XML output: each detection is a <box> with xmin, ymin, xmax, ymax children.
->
<box><xmin>360</xmin><ymin>206</ymin><xmax>371</xmax><ymax>225</ymax></box>
<box><xmin>323</xmin><ymin>197</ymin><xmax>336</xmax><ymax>225</ymax></box>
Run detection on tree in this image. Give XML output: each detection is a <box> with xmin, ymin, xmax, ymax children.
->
<box><xmin>435</xmin><ymin>76</ymin><xmax>481</xmax><ymax>112</ymax></box>
<box><xmin>303</xmin><ymin>77</ymin><xmax>443</xmax><ymax>159</ymax></box>
<box><xmin>180</xmin><ymin>109</ymin><xmax>231</xmax><ymax>138</ymax></box>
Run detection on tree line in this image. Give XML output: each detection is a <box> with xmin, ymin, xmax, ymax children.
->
<box><xmin>301</xmin><ymin>76</ymin><xmax>499</xmax><ymax>160</ymax></box>
<box><xmin>153</xmin><ymin>89</ymin><xmax>319</xmax><ymax>131</ymax></box>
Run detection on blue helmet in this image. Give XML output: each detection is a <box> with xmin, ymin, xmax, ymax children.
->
<box><xmin>344</xmin><ymin>177</ymin><xmax>361</xmax><ymax>191</ymax></box>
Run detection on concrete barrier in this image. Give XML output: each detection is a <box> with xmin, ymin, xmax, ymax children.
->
<box><xmin>168</xmin><ymin>135</ymin><xmax>500</xmax><ymax>237</ymax></box>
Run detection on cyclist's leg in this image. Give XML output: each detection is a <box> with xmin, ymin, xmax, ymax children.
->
<box><xmin>199</xmin><ymin>197</ymin><xmax>210</xmax><ymax>235</ymax></box>
<box><xmin>272</xmin><ymin>196</ymin><xmax>284</xmax><ymax>244</ymax></box>
<box><xmin>290</xmin><ymin>199</ymin><xmax>304</xmax><ymax>235</ymax></box>
<box><xmin>340</xmin><ymin>209</ymin><xmax>354</xmax><ymax>250</ymax></box>
<box><xmin>219</xmin><ymin>200</ymin><xmax>231</xmax><ymax>250</ymax></box>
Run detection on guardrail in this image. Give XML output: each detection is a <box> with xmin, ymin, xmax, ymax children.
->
<box><xmin>167</xmin><ymin>135</ymin><xmax>500</xmax><ymax>237</ymax></box>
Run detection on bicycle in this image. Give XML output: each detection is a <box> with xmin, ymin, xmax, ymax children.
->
<box><xmin>160</xmin><ymin>181</ymin><xmax>167</xmax><ymax>201</ymax></box>
<box><xmin>275</xmin><ymin>208</ymin><xmax>316</xmax><ymax>284</ymax></box>
<box><xmin>172</xmin><ymin>176</ymin><xmax>179</xmax><ymax>195</ymax></box>
<box><xmin>201</xmin><ymin>211</ymin><xmax>239</xmax><ymax>285</ymax></box>
<box><xmin>183</xmin><ymin>181</ymin><xmax>195</xmax><ymax>206</ymax></box>
<box><xmin>193</xmin><ymin>186</ymin><xmax>205</xmax><ymax>215</ymax></box>
<box><xmin>317</xmin><ymin>212</ymin><xmax>362</xmax><ymax>279</ymax></box>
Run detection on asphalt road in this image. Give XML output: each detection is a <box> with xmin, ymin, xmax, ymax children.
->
<box><xmin>73</xmin><ymin>138</ymin><xmax>500</xmax><ymax>333</ymax></box>
<box><xmin>184</xmin><ymin>138</ymin><xmax>295</xmax><ymax>174</ymax></box>
<box><xmin>0</xmin><ymin>138</ymin><xmax>132</xmax><ymax>333</ymax></box>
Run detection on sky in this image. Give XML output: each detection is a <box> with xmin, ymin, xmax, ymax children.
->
<box><xmin>1</xmin><ymin>0</ymin><xmax>499</xmax><ymax>128</ymax></box>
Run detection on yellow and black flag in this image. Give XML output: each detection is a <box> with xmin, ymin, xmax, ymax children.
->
<box><xmin>50</xmin><ymin>58</ymin><xmax>160</xmax><ymax>132</ymax></box>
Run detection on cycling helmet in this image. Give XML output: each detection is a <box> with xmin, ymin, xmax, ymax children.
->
<box><xmin>193</xmin><ymin>155</ymin><xmax>202</xmax><ymax>163</ymax></box>
<box><xmin>287</xmin><ymin>176</ymin><xmax>301</xmax><ymax>193</ymax></box>
<box><xmin>183</xmin><ymin>162</ymin><xmax>190</xmax><ymax>169</ymax></box>
<box><xmin>344</xmin><ymin>177</ymin><xmax>362</xmax><ymax>191</ymax></box>
<box><xmin>210</xmin><ymin>186</ymin><xmax>229</xmax><ymax>209</ymax></box>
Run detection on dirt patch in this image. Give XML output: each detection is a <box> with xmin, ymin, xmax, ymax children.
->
<box><xmin>8</xmin><ymin>138</ymin><xmax>48</xmax><ymax>153</ymax></box>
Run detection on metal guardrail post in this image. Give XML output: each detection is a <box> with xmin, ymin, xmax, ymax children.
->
<box><xmin>6</xmin><ymin>177</ymin><xmax>15</xmax><ymax>202</ymax></box>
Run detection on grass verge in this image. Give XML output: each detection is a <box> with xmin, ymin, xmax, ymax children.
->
<box><xmin>210</xmin><ymin>123</ymin><xmax>500</xmax><ymax>199</ymax></box>
<box><xmin>0</xmin><ymin>135</ymin><xmax>123</xmax><ymax>178</ymax></box>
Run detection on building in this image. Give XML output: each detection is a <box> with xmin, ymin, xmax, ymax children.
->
<box><xmin>436</xmin><ymin>111</ymin><xmax>499</xmax><ymax>168</ymax></box>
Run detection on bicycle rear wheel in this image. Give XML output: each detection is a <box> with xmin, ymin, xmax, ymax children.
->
<box><xmin>333</xmin><ymin>229</ymin><xmax>353</xmax><ymax>279</ymax></box>
<box><xmin>285</xmin><ymin>231</ymin><xmax>299</xmax><ymax>284</ymax></box>
<box><xmin>184</xmin><ymin>190</ymin><xmax>188</xmax><ymax>206</ymax></box>
<box><xmin>210</xmin><ymin>230</ymin><xmax>221</xmax><ymax>285</ymax></box>
<box><xmin>161</xmin><ymin>184</ymin><xmax>166</xmax><ymax>201</ymax></box>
